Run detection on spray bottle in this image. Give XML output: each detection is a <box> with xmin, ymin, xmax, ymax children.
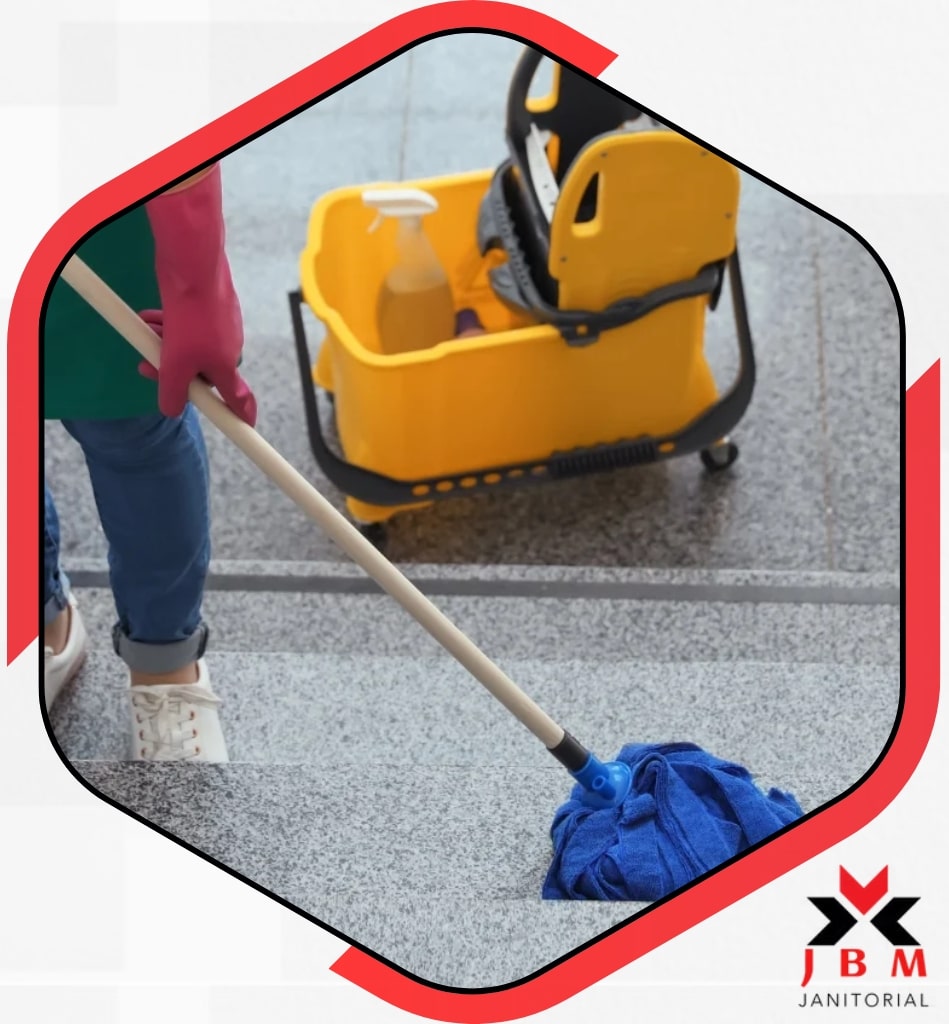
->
<box><xmin>362</xmin><ymin>188</ymin><xmax>455</xmax><ymax>355</ymax></box>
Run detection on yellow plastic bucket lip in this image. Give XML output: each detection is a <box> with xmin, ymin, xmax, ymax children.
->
<box><xmin>299</xmin><ymin>168</ymin><xmax>557</xmax><ymax>368</ymax></box>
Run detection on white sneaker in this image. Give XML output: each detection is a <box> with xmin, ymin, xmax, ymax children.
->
<box><xmin>129</xmin><ymin>658</ymin><xmax>229</xmax><ymax>762</ymax></box>
<box><xmin>44</xmin><ymin>594</ymin><xmax>89</xmax><ymax>711</ymax></box>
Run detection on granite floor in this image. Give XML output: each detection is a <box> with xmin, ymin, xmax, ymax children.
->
<box><xmin>43</xmin><ymin>32</ymin><xmax>901</xmax><ymax>990</ymax></box>
<box><xmin>52</xmin><ymin>565</ymin><xmax>899</xmax><ymax>986</ymax></box>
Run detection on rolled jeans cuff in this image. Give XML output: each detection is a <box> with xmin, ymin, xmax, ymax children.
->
<box><xmin>44</xmin><ymin>570</ymin><xmax>71</xmax><ymax>626</ymax></box>
<box><xmin>112</xmin><ymin>621</ymin><xmax>209</xmax><ymax>674</ymax></box>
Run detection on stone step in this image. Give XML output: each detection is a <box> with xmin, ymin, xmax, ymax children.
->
<box><xmin>74</xmin><ymin>760</ymin><xmax>845</xmax><ymax>987</ymax></box>
<box><xmin>53</xmin><ymin>652</ymin><xmax>897</xmax><ymax>794</ymax></box>
<box><xmin>65</xmin><ymin>562</ymin><xmax>899</xmax><ymax>665</ymax></box>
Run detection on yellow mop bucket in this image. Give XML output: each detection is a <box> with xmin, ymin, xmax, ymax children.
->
<box><xmin>290</xmin><ymin>141</ymin><xmax>754</xmax><ymax>530</ymax></box>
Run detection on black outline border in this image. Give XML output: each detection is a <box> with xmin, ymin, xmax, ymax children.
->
<box><xmin>34</xmin><ymin>24</ymin><xmax>907</xmax><ymax>1000</ymax></box>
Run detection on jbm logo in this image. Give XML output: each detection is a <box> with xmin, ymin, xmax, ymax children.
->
<box><xmin>799</xmin><ymin>867</ymin><xmax>929</xmax><ymax>1009</ymax></box>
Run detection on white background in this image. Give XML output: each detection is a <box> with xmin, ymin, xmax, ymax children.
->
<box><xmin>1</xmin><ymin>2</ymin><xmax>944</xmax><ymax>1021</ymax></box>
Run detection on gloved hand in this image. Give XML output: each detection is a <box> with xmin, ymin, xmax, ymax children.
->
<box><xmin>141</xmin><ymin>163</ymin><xmax>257</xmax><ymax>427</ymax></box>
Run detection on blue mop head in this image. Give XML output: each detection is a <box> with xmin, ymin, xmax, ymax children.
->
<box><xmin>543</xmin><ymin>742</ymin><xmax>803</xmax><ymax>901</ymax></box>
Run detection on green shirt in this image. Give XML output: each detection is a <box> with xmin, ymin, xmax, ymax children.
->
<box><xmin>43</xmin><ymin>204</ymin><xmax>162</xmax><ymax>421</ymax></box>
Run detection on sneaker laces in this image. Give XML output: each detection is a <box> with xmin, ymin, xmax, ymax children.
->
<box><xmin>131</xmin><ymin>684</ymin><xmax>222</xmax><ymax>761</ymax></box>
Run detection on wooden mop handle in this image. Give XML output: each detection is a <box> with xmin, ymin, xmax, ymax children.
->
<box><xmin>59</xmin><ymin>255</ymin><xmax>566</xmax><ymax>750</ymax></box>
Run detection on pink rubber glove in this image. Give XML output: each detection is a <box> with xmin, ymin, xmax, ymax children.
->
<box><xmin>140</xmin><ymin>163</ymin><xmax>257</xmax><ymax>426</ymax></box>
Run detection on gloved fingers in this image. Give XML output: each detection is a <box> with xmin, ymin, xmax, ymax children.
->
<box><xmin>132</xmin><ymin>312</ymin><xmax>255</xmax><ymax>425</ymax></box>
<box><xmin>155</xmin><ymin>346</ymin><xmax>195</xmax><ymax>420</ymax></box>
<box><xmin>138</xmin><ymin>309</ymin><xmax>164</xmax><ymax>334</ymax></box>
<box><xmin>136</xmin><ymin>310</ymin><xmax>164</xmax><ymax>381</ymax></box>
<box><xmin>212</xmin><ymin>366</ymin><xmax>258</xmax><ymax>428</ymax></box>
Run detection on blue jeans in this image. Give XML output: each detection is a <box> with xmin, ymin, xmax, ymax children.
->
<box><xmin>44</xmin><ymin>406</ymin><xmax>211</xmax><ymax>673</ymax></box>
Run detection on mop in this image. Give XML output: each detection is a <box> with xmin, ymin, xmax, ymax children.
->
<box><xmin>60</xmin><ymin>255</ymin><xmax>803</xmax><ymax>901</ymax></box>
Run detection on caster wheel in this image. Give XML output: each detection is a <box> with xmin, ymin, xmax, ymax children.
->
<box><xmin>358</xmin><ymin>522</ymin><xmax>388</xmax><ymax>549</ymax></box>
<box><xmin>700</xmin><ymin>441</ymin><xmax>739</xmax><ymax>474</ymax></box>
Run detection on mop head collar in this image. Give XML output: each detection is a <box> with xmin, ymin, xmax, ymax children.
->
<box><xmin>543</xmin><ymin>742</ymin><xmax>803</xmax><ymax>901</ymax></box>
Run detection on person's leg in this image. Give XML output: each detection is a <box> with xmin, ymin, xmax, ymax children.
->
<box><xmin>63</xmin><ymin>406</ymin><xmax>210</xmax><ymax>680</ymax></box>
<box><xmin>44</xmin><ymin>483</ymin><xmax>89</xmax><ymax>709</ymax></box>
<box><xmin>44</xmin><ymin>484</ymin><xmax>70</xmax><ymax>648</ymax></box>
<box><xmin>63</xmin><ymin>406</ymin><xmax>227</xmax><ymax>760</ymax></box>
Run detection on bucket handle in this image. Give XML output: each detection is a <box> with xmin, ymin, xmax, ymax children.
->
<box><xmin>288</xmin><ymin>247</ymin><xmax>755</xmax><ymax>510</ymax></box>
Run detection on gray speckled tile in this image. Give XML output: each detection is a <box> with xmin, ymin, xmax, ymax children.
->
<box><xmin>51</xmin><ymin>651</ymin><xmax>899</xmax><ymax>779</ymax></box>
<box><xmin>399</xmin><ymin>30</ymin><xmax>523</xmax><ymax>177</ymax></box>
<box><xmin>62</xmin><ymin>586</ymin><xmax>901</xmax><ymax>666</ymax></box>
<box><xmin>75</xmin><ymin>760</ymin><xmax>830</xmax><ymax>986</ymax></box>
<box><xmin>76</xmin><ymin>763</ymin><xmax>571</xmax><ymax>899</ymax></box>
<box><xmin>813</xmin><ymin>216</ymin><xmax>901</xmax><ymax>572</ymax></box>
<box><xmin>400</xmin><ymin>108</ymin><xmax>507</xmax><ymax>180</ymax></box>
<box><xmin>406</xmin><ymin>31</ymin><xmax>526</xmax><ymax>119</ymax></box>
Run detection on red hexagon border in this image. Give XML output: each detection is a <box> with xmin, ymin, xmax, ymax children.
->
<box><xmin>8</xmin><ymin>3</ymin><xmax>932</xmax><ymax>1022</ymax></box>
